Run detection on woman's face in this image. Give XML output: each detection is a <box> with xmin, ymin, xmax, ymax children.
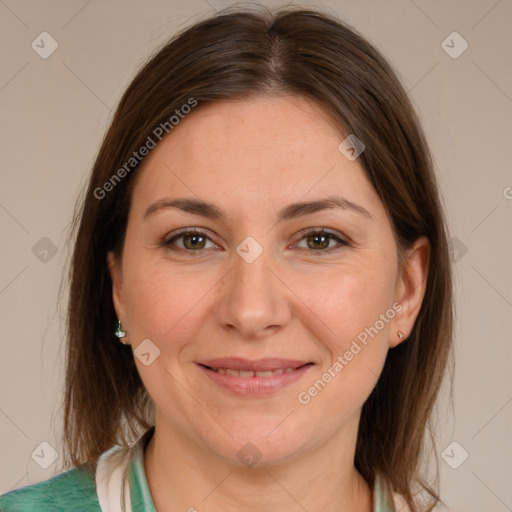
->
<box><xmin>108</xmin><ymin>95</ymin><xmax>426</xmax><ymax>466</ymax></box>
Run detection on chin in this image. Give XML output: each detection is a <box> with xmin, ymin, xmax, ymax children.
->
<box><xmin>202</xmin><ymin>422</ymin><xmax>310</xmax><ymax>469</ymax></box>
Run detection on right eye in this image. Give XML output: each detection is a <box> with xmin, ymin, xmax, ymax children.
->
<box><xmin>162</xmin><ymin>228</ymin><xmax>220</xmax><ymax>254</ymax></box>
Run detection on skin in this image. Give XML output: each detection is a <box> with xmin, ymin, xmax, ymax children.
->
<box><xmin>108</xmin><ymin>95</ymin><xmax>429</xmax><ymax>512</ymax></box>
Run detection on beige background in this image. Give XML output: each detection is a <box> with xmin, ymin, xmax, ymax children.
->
<box><xmin>0</xmin><ymin>0</ymin><xmax>511</xmax><ymax>510</ymax></box>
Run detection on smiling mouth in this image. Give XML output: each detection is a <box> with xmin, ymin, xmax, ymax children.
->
<box><xmin>200</xmin><ymin>364</ymin><xmax>312</xmax><ymax>378</ymax></box>
<box><xmin>195</xmin><ymin>357</ymin><xmax>314</xmax><ymax>396</ymax></box>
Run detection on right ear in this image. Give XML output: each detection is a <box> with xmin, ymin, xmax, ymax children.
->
<box><xmin>107</xmin><ymin>251</ymin><xmax>126</xmax><ymax>322</ymax></box>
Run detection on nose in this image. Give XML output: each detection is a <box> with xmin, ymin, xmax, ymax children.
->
<box><xmin>215</xmin><ymin>245</ymin><xmax>292</xmax><ymax>340</ymax></box>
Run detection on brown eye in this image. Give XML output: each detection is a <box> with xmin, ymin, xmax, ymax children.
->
<box><xmin>163</xmin><ymin>229</ymin><xmax>218</xmax><ymax>253</ymax></box>
<box><xmin>182</xmin><ymin>233</ymin><xmax>207</xmax><ymax>250</ymax></box>
<box><xmin>305</xmin><ymin>233</ymin><xmax>331</xmax><ymax>250</ymax></box>
<box><xmin>295</xmin><ymin>229</ymin><xmax>348</xmax><ymax>253</ymax></box>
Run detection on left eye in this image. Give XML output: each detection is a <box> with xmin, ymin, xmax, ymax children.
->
<box><xmin>294</xmin><ymin>230</ymin><xmax>348</xmax><ymax>252</ymax></box>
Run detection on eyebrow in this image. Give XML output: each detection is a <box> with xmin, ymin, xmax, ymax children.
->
<box><xmin>143</xmin><ymin>194</ymin><xmax>373</xmax><ymax>222</ymax></box>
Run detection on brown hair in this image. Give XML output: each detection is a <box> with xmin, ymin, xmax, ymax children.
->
<box><xmin>63</xmin><ymin>6</ymin><xmax>454</xmax><ymax>511</ymax></box>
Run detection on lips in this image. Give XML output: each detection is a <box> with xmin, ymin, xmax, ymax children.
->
<box><xmin>196</xmin><ymin>358</ymin><xmax>313</xmax><ymax>396</ymax></box>
<box><xmin>197</xmin><ymin>357</ymin><xmax>311</xmax><ymax>373</ymax></box>
<box><xmin>210</xmin><ymin>367</ymin><xmax>297</xmax><ymax>378</ymax></box>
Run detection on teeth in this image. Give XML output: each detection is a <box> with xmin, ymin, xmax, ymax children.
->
<box><xmin>255</xmin><ymin>370</ymin><xmax>273</xmax><ymax>377</ymax></box>
<box><xmin>210</xmin><ymin>367</ymin><xmax>298</xmax><ymax>377</ymax></box>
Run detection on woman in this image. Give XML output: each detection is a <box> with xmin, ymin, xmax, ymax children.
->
<box><xmin>0</xmin><ymin>6</ymin><xmax>453</xmax><ymax>512</ymax></box>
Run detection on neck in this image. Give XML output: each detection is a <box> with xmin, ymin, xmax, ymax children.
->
<box><xmin>144</xmin><ymin>415</ymin><xmax>373</xmax><ymax>512</ymax></box>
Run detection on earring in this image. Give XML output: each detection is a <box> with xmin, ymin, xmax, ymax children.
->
<box><xmin>115</xmin><ymin>320</ymin><xmax>127</xmax><ymax>344</ymax></box>
<box><xmin>397</xmin><ymin>330</ymin><xmax>404</xmax><ymax>340</ymax></box>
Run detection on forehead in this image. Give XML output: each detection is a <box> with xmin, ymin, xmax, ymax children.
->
<box><xmin>129</xmin><ymin>96</ymin><xmax>384</xmax><ymax>220</ymax></box>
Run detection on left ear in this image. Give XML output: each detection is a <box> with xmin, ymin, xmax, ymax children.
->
<box><xmin>390</xmin><ymin>236</ymin><xmax>430</xmax><ymax>348</ymax></box>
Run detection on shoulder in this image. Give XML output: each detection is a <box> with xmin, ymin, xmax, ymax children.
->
<box><xmin>0</xmin><ymin>465</ymin><xmax>101</xmax><ymax>512</ymax></box>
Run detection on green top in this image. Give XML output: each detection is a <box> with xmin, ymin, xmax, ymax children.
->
<box><xmin>0</xmin><ymin>429</ymin><xmax>396</xmax><ymax>511</ymax></box>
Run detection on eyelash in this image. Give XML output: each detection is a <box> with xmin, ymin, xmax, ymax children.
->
<box><xmin>162</xmin><ymin>227</ymin><xmax>349</xmax><ymax>256</ymax></box>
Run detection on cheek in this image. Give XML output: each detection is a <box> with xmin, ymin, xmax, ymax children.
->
<box><xmin>121</xmin><ymin>261</ymin><xmax>212</xmax><ymax>418</ymax></box>
<box><xmin>122</xmin><ymin>258</ymin><xmax>217</xmax><ymax>344</ymax></box>
<box><xmin>292</xmin><ymin>272</ymin><xmax>393</xmax><ymax>418</ymax></box>
<box><xmin>288</xmin><ymin>262</ymin><xmax>396</xmax><ymax>414</ymax></box>
<box><xmin>291</xmin><ymin>261</ymin><xmax>396</xmax><ymax>348</ymax></box>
